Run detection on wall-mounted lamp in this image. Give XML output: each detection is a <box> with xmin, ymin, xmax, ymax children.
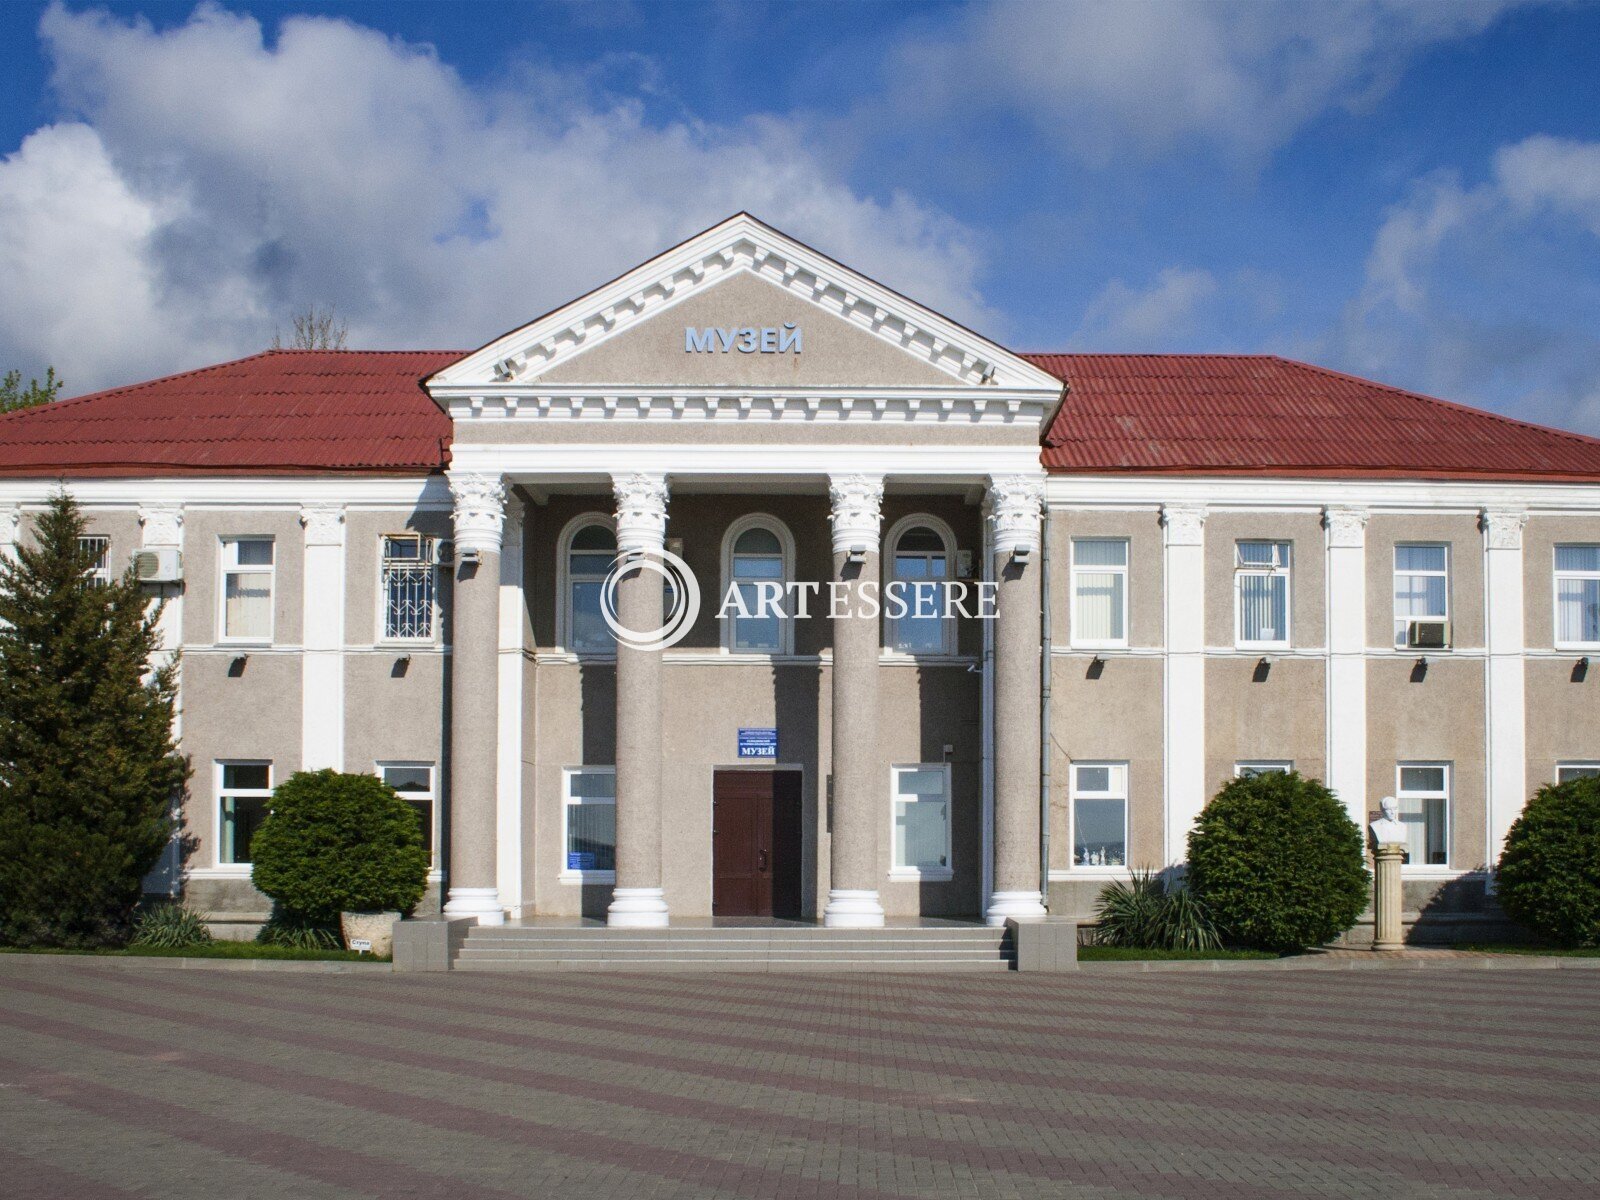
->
<box><xmin>228</xmin><ymin>655</ymin><xmax>249</xmax><ymax>677</ymax></box>
<box><xmin>458</xmin><ymin>547</ymin><xmax>482</xmax><ymax>566</ymax></box>
<box><xmin>845</xmin><ymin>543</ymin><xmax>868</xmax><ymax>565</ymax></box>
<box><xmin>1086</xmin><ymin>655</ymin><xmax>1106</xmax><ymax>680</ymax></box>
<box><xmin>1574</xmin><ymin>656</ymin><xmax>1590</xmax><ymax>683</ymax></box>
<box><xmin>391</xmin><ymin>654</ymin><xmax>411</xmax><ymax>679</ymax></box>
<box><xmin>1417</xmin><ymin>655</ymin><xmax>1430</xmax><ymax>669</ymax></box>
<box><xmin>1253</xmin><ymin>655</ymin><xmax>1273</xmax><ymax>683</ymax></box>
<box><xmin>1011</xmin><ymin>545</ymin><xmax>1033</xmax><ymax>564</ymax></box>
<box><xmin>1411</xmin><ymin>655</ymin><xmax>1430</xmax><ymax>683</ymax></box>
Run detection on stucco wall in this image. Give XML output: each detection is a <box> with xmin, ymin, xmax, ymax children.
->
<box><xmin>1205</xmin><ymin>512</ymin><xmax>1326</xmax><ymax>648</ymax></box>
<box><xmin>180</xmin><ymin>508</ymin><xmax>305</xmax><ymax>648</ymax></box>
<box><xmin>1524</xmin><ymin>513</ymin><xmax>1600</xmax><ymax>647</ymax></box>
<box><xmin>1204</xmin><ymin>657</ymin><xmax>1327</xmax><ymax>791</ymax></box>
<box><xmin>1365</xmin><ymin>513</ymin><xmax>1484</xmax><ymax>650</ymax></box>
<box><xmin>1047</xmin><ymin>508</ymin><xmax>1164</xmax><ymax>647</ymax></box>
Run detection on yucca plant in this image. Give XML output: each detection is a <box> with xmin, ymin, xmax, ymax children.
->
<box><xmin>255</xmin><ymin>905</ymin><xmax>343</xmax><ymax>951</ymax></box>
<box><xmin>1092</xmin><ymin>869</ymin><xmax>1221</xmax><ymax>951</ymax></box>
<box><xmin>130</xmin><ymin>902</ymin><xmax>213</xmax><ymax>949</ymax></box>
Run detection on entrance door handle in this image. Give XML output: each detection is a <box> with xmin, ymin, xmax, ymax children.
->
<box><xmin>758</xmin><ymin>849</ymin><xmax>769</xmax><ymax>871</ymax></box>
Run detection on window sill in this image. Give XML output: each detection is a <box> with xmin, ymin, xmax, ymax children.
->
<box><xmin>188</xmin><ymin>865</ymin><xmax>254</xmax><ymax>880</ymax></box>
<box><xmin>1235</xmin><ymin>642</ymin><xmax>1291</xmax><ymax>652</ymax></box>
<box><xmin>1554</xmin><ymin>642</ymin><xmax>1600</xmax><ymax>653</ymax></box>
<box><xmin>558</xmin><ymin>870</ymin><xmax>617</xmax><ymax>885</ymax></box>
<box><xmin>888</xmin><ymin>867</ymin><xmax>953</xmax><ymax>882</ymax></box>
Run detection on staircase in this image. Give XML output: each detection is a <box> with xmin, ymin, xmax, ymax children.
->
<box><xmin>453</xmin><ymin>923</ymin><xmax>1016</xmax><ymax>972</ymax></box>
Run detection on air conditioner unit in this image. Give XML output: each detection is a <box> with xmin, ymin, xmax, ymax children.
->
<box><xmin>1406</xmin><ymin>617</ymin><xmax>1449</xmax><ymax>650</ymax></box>
<box><xmin>429</xmin><ymin>539</ymin><xmax>454</xmax><ymax>566</ymax></box>
<box><xmin>132</xmin><ymin>548</ymin><xmax>182</xmax><ymax>583</ymax></box>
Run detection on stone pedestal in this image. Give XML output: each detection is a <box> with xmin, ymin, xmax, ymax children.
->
<box><xmin>1373</xmin><ymin>843</ymin><xmax>1405</xmax><ymax>951</ymax></box>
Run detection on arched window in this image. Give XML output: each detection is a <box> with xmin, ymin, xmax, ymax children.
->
<box><xmin>885</xmin><ymin>516</ymin><xmax>956</xmax><ymax>655</ymax></box>
<box><xmin>561</xmin><ymin>517</ymin><xmax>617</xmax><ymax>654</ymax></box>
<box><xmin>721</xmin><ymin>515</ymin><xmax>793</xmax><ymax>654</ymax></box>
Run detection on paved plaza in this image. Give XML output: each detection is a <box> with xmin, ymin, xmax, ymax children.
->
<box><xmin>0</xmin><ymin>958</ymin><xmax>1596</xmax><ymax>1199</ymax></box>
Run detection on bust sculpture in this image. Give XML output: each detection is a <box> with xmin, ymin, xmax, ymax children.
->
<box><xmin>1370</xmin><ymin>796</ymin><xmax>1407</xmax><ymax>847</ymax></box>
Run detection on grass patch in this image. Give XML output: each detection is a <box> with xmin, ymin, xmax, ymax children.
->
<box><xmin>0</xmin><ymin>942</ymin><xmax>386</xmax><ymax>963</ymax></box>
<box><xmin>1077</xmin><ymin>946</ymin><xmax>1281</xmax><ymax>962</ymax></box>
<box><xmin>1454</xmin><ymin>943</ymin><xmax>1600</xmax><ymax>957</ymax></box>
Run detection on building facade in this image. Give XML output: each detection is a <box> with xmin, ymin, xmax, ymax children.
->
<box><xmin>5</xmin><ymin>214</ymin><xmax>1600</xmax><ymax>937</ymax></box>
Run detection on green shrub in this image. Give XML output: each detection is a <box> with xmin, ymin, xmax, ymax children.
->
<box><xmin>1093</xmin><ymin>870</ymin><xmax>1222</xmax><ymax>951</ymax></box>
<box><xmin>249</xmin><ymin>769</ymin><xmax>428</xmax><ymax>923</ymax></box>
<box><xmin>1187</xmin><ymin>771</ymin><xmax>1370</xmax><ymax>953</ymax></box>
<box><xmin>255</xmin><ymin>905</ymin><xmax>343</xmax><ymax>951</ymax></box>
<box><xmin>130</xmin><ymin>902</ymin><xmax>213</xmax><ymax>949</ymax></box>
<box><xmin>1496</xmin><ymin>777</ymin><xmax>1600</xmax><ymax>948</ymax></box>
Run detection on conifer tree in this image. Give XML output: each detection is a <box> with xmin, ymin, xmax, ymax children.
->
<box><xmin>0</xmin><ymin>491</ymin><xmax>188</xmax><ymax>946</ymax></box>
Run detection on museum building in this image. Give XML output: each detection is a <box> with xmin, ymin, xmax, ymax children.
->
<box><xmin>4</xmin><ymin>213</ymin><xmax>1600</xmax><ymax>942</ymax></box>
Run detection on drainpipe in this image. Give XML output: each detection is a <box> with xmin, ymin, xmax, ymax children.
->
<box><xmin>1039</xmin><ymin>507</ymin><xmax>1053</xmax><ymax>909</ymax></box>
<box><xmin>979</xmin><ymin>503</ymin><xmax>995</xmax><ymax>912</ymax></box>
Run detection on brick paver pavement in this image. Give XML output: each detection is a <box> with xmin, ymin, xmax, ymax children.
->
<box><xmin>0</xmin><ymin>957</ymin><xmax>1596</xmax><ymax>1198</ymax></box>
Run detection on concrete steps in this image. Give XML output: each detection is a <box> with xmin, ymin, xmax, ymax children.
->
<box><xmin>454</xmin><ymin>924</ymin><xmax>1016</xmax><ymax>972</ymax></box>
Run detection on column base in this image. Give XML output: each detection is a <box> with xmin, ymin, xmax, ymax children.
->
<box><xmin>985</xmin><ymin>890</ymin><xmax>1047</xmax><ymax>927</ymax></box>
<box><xmin>823</xmin><ymin>889</ymin><xmax>885</xmax><ymax>928</ymax></box>
<box><xmin>443</xmin><ymin>887</ymin><xmax>505</xmax><ymax>926</ymax></box>
<box><xmin>607</xmin><ymin>887</ymin><xmax>669</xmax><ymax>928</ymax></box>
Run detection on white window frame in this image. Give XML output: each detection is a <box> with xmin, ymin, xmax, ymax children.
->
<box><xmin>1395</xmin><ymin>761</ymin><xmax>1451</xmax><ymax>872</ymax></box>
<box><xmin>1392</xmin><ymin>543</ymin><xmax>1450</xmax><ymax>648</ymax></box>
<box><xmin>215</xmin><ymin>759</ymin><xmax>272</xmax><ymax>870</ymax></box>
<box><xmin>889</xmin><ymin>762</ymin><xmax>954</xmax><ymax>880</ymax></box>
<box><xmin>1069</xmin><ymin>537</ymin><xmax>1129</xmax><ymax>649</ymax></box>
<box><xmin>1068</xmin><ymin>760</ymin><xmax>1129</xmax><ymax>871</ymax></box>
<box><xmin>376</xmin><ymin>533</ymin><xmax>438</xmax><ymax>643</ymax></box>
<box><xmin>1234</xmin><ymin>540</ymin><xmax>1292</xmax><ymax>649</ymax></box>
<box><xmin>560</xmin><ymin>766</ymin><xmax>617</xmax><ymax>883</ymax></box>
<box><xmin>882</xmin><ymin>513</ymin><xmax>959</xmax><ymax>657</ymax></box>
<box><xmin>378</xmin><ymin>761</ymin><xmax>440</xmax><ymax>874</ymax></box>
<box><xmin>1556</xmin><ymin>761</ymin><xmax>1600</xmax><ymax>784</ymax></box>
<box><xmin>719</xmin><ymin>514</ymin><xmax>795</xmax><ymax>656</ymax></box>
<box><xmin>1553</xmin><ymin>544</ymin><xmax>1600</xmax><ymax>649</ymax></box>
<box><xmin>556</xmin><ymin>513</ymin><xmax>618</xmax><ymax>657</ymax></box>
<box><xmin>217</xmin><ymin>536</ymin><xmax>276</xmax><ymax>645</ymax></box>
<box><xmin>77</xmin><ymin>534</ymin><xmax>111</xmax><ymax>587</ymax></box>
<box><xmin>1235</xmin><ymin>760</ymin><xmax>1293</xmax><ymax>778</ymax></box>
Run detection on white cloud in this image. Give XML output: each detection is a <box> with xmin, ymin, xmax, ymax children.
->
<box><xmin>890</xmin><ymin>0</ymin><xmax>1522</xmax><ymax>162</ymax></box>
<box><xmin>1493</xmin><ymin>134</ymin><xmax>1600</xmax><ymax>236</ymax></box>
<box><xmin>1072</xmin><ymin>267</ymin><xmax>1218</xmax><ymax>348</ymax></box>
<box><xmin>0</xmin><ymin>3</ymin><xmax>997</xmax><ymax>391</ymax></box>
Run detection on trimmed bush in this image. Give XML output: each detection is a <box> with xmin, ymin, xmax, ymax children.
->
<box><xmin>250</xmin><ymin>770</ymin><xmax>428</xmax><ymax>924</ymax></box>
<box><xmin>1496</xmin><ymin>777</ymin><xmax>1600</xmax><ymax>948</ymax></box>
<box><xmin>1093</xmin><ymin>870</ymin><xmax>1222</xmax><ymax>951</ymax></box>
<box><xmin>1187</xmin><ymin>771</ymin><xmax>1370</xmax><ymax>953</ymax></box>
<box><xmin>130</xmin><ymin>903</ymin><xmax>213</xmax><ymax>949</ymax></box>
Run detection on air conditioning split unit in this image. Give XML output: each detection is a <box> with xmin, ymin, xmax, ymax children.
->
<box><xmin>1405</xmin><ymin>617</ymin><xmax>1450</xmax><ymax>650</ymax></box>
<box><xmin>132</xmin><ymin>548</ymin><xmax>183</xmax><ymax>583</ymax></box>
<box><xmin>429</xmin><ymin>540</ymin><xmax>454</xmax><ymax>566</ymax></box>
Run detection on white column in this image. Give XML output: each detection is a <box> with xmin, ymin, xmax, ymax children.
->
<box><xmin>298</xmin><ymin>504</ymin><xmax>346</xmax><ymax>772</ymax></box>
<box><xmin>1162</xmin><ymin>504</ymin><xmax>1207</xmax><ymax>866</ymax></box>
<box><xmin>1483</xmin><ymin>508</ymin><xmax>1528</xmax><ymax>883</ymax></box>
<box><xmin>1324</xmin><ymin>506</ymin><xmax>1370</xmax><ymax>829</ymax></box>
<box><xmin>496</xmin><ymin>492</ymin><xmax>525</xmax><ymax>919</ymax></box>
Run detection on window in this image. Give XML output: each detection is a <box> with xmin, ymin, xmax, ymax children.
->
<box><xmin>887</xmin><ymin>519</ymin><xmax>953</xmax><ymax>655</ymax></box>
<box><xmin>563</xmin><ymin>767</ymin><xmax>616</xmax><ymax>876</ymax></box>
<box><xmin>1235</xmin><ymin>761</ymin><xmax>1293</xmax><ymax>778</ymax></box>
<box><xmin>217</xmin><ymin>761</ymin><xmax>271</xmax><ymax>865</ymax></box>
<box><xmin>1071</xmin><ymin>538</ymin><xmax>1128</xmax><ymax>647</ymax></box>
<box><xmin>380</xmin><ymin>762</ymin><xmax>437</xmax><ymax>863</ymax></box>
<box><xmin>380</xmin><ymin>534</ymin><xmax>436</xmax><ymax>640</ymax></box>
<box><xmin>78</xmin><ymin>535</ymin><xmax>110</xmax><ymax>587</ymax></box>
<box><xmin>1071</xmin><ymin>762</ymin><xmax>1128</xmax><ymax>867</ymax></box>
<box><xmin>1394</xmin><ymin>544</ymin><xmax>1449</xmax><ymax>647</ymax></box>
<box><xmin>1554</xmin><ymin>545</ymin><xmax>1600</xmax><ymax>647</ymax></box>
<box><xmin>1557</xmin><ymin>762</ymin><xmax>1600</xmax><ymax>784</ymax></box>
<box><xmin>1235</xmin><ymin>541</ymin><xmax>1291</xmax><ymax>646</ymax></box>
<box><xmin>1396</xmin><ymin>763</ymin><xmax>1450</xmax><ymax>867</ymax></box>
<box><xmin>891</xmin><ymin>764</ymin><xmax>951</xmax><ymax>877</ymax></box>
<box><xmin>564</xmin><ymin>521</ymin><xmax>617</xmax><ymax>654</ymax></box>
<box><xmin>220</xmin><ymin>537</ymin><xmax>274</xmax><ymax>641</ymax></box>
<box><xmin>724</xmin><ymin>518</ymin><xmax>791</xmax><ymax>653</ymax></box>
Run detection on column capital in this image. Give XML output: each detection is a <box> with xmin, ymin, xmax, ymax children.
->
<box><xmin>987</xmin><ymin>474</ymin><xmax>1044</xmax><ymax>557</ymax></box>
<box><xmin>827</xmin><ymin>473</ymin><xmax>884</xmax><ymax>555</ymax></box>
<box><xmin>137</xmin><ymin>504</ymin><xmax>184</xmax><ymax>548</ymax></box>
<box><xmin>299</xmin><ymin>504</ymin><xmax>346</xmax><ymax>547</ymax></box>
<box><xmin>1323</xmin><ymin>505</ymin><xmax>1370</xmax><ymax>548</ymax></box>
<box><xmin>450</xmin><ymin>472</ymin><xmax>508</xmax><ymax>556</ymax></box>
<box><xmin>612</xmin><ymin>472</ymin><xmax>669</xmax><ymax>552</ymax></box>
<box><xmin>1160</xmin><ymin>504</ymin><xmax>1207</xmax><ymax>547</ymax></box>
<box><xmin>1482</xmin><ymin>507</ymin><xmax>1528</xmax><ymax>550</ymax></box>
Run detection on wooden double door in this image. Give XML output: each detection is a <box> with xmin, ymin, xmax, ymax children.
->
<box><xmin>711</xmin><ymin>770</ymin><xmax>803</xmax><ymax>918</ymax></box>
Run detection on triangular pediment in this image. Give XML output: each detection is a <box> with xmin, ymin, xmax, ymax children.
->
<box><xmin>427</xmin><ymin>213</ymin><xmax>1063</xmax><ymax>395</ymax></box>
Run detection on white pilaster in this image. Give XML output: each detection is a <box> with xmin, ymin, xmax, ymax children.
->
<box><xmin>1162</xmin><ymin>504</ymin><xmax>1207</xmax><ymax>865</ymax></box>
<box><xmin>299</xmin><ymin>504</ymin><xmax>346</xmax><ymax>772</ymax></box>
<box><xmin>138</xmin><ymin>504</ymin><xmax>185</xmax><ymax>733</ymax></box>
<box><xmin>496</xmin><ymin>492</ymin><xmax>526</xmax><ymax>919</ymax></box>
<box><xmin>1483</xmin><ymin>508</ymin><xmax>1528</xmax><ymax>883</ymax></box>
<box><xmin>1324</xmin><ymin>506</ymin><xmax>1370</xmax><ymax>829</ymax></box>
<box><xmin>0</xmin><ymin>505</ymin><xmax>21</xmax><ymax>560</ymax></box>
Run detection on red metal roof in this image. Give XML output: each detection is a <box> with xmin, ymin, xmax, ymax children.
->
<box><xmin>0</xmin><ymin>350</ymin><xmax>459</xmax><ymax>476</ymax></box>
<box><xmin>2</xmin><ymin>347</ymin><xmax>1599</xmax><ymax>483</ymax></box>
<box><xmin>1026</xmin><ymin>353</ymin><xmax>1600</xmax><ymax>481</ymax></box>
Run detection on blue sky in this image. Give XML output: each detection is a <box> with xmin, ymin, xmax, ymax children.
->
<box><xmin>3</xmin><ymin>1</ymin><xmax>1600</xmax><ymax>434</ymax></box>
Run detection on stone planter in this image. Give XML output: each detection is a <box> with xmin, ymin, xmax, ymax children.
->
<box><xmin>340</xmin><ymin>911</ymin><xmax>400</xmax><ymax>957</ymax></box>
